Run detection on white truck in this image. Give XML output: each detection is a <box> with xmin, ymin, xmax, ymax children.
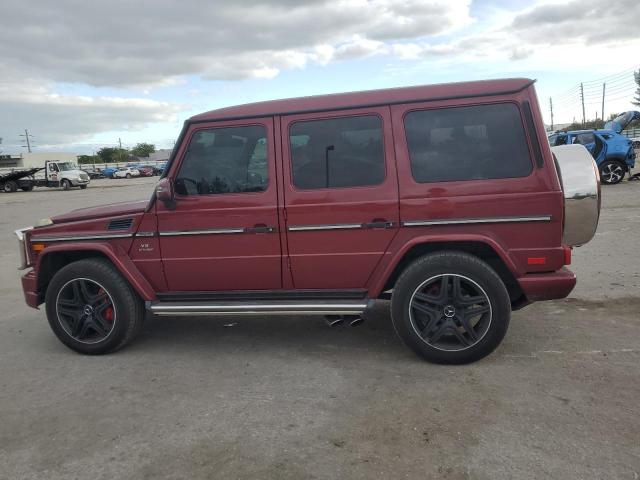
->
<box><xmin>0</xmin><ymin>153</ymin><xmax>90</xmax><ymax>192</ymax></box>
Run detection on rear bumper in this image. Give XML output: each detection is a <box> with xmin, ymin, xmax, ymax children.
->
<box><xmin>21</xmin><ymin>270</ymin><xmax>40</xmax><ymax>308</ymax></box>
<box><xmin>518</xmin><ymin>267</ymin><xmax>576</xmax><ymax>302</ymax></box>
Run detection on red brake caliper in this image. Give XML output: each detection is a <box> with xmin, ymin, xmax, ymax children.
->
<box><xmin>98</xmin><ymin>288</ymin><xmax>114</xmax><ymax>322</ymax></box>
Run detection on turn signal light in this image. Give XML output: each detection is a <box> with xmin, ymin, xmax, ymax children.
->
<box><xmin>563</xmin><ymin>246</ymin><xmax>572</xmax><ymax>265</ymax></box>
<box><xmin>31</xmin><ymin>243</ymin><xmax>45</xmax><ymax>253</ymax></box>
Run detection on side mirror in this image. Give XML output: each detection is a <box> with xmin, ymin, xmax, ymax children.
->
<box><xmin>155</xmin><ymin>177</ymin><xmax>176</xmax><ymax>209</ymax></box>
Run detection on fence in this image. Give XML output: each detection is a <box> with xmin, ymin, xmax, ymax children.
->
<box><xmin>621</xmin><ymin>127</ymin><xmax>640</xmax><ymax>139</ymax></box>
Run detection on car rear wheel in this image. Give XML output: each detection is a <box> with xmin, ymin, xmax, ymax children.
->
<box><xmin>391</xmin><ymin>252</ymin><xmax>511</xmax><ymax>364</ymax></box>
<box><xmin>599</xmin><ymin>160</ymin><xmax>626</xmax><ymax>184</ymax></box>
<box><xmin>45</xmin><ymin>258</ymin><xmax>144</xmax><ymax>354</ymax></box>
<box><xmin>126</xmin><ymin>173</ymin><xmax>131</xmax><ymax>178</ymax></box>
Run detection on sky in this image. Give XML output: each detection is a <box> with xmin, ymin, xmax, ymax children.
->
<box><xmin>0</xmin><ymin>0</ymin><xmax>639</xmax><ymax>155</ymax></box>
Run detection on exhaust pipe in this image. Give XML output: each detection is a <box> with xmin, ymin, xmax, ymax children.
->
<box><xmin>325</xmin><ymin>315</ymin><xmax>364</xmax><ymax>327</ymax></box>
<box><xmin>349</xmin><ymin>316</ymin><xmax>364</xmax><ymax>327</ymax></box>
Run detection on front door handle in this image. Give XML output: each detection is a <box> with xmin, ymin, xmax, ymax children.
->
<box><xmin>362</xmin><ymin>219</ymin><xmax>394</xmax><ymax>229</ymax></box>
<box><xmin>246</xmin><ymin>224</ymin><xmax>277</xmax><ymax>234</ymax></box>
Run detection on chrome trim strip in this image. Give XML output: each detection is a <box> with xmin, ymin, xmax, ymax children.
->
<box><xmin>402</xmin><ymin>215</ymin><xmax>552</xmax><ymax>227</ymax></box>
<box><xmin>135</xmin><ymin>231</ymin><xmax>156</xmax><ymax>237</ymax></box>
<box><xmin>159</xmin><ymin>228</ymin><xmax>245</xmax><ymax>237</ymax></box>
<box><xmin>149</xmin><ymin>301</ymin><xmax>370</xmax><ymax>316</ymax></box>
<box><xmin>288</xmin><ymin>223</ymin><xmax>363</xmax><ymax>232</ymax></box>
<box><xmin>32</xmin><ymin>233</ymin><xmax>134</xmax><ymax>242</ymax></box>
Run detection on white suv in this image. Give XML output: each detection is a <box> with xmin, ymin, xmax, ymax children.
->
<box><xmin>113</xmin><ymin>167</ymin><xmax>140</xmax><ymax>179</ymax></box>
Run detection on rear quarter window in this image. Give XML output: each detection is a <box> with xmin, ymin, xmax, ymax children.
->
<box><xmin>404</xmin><ymin>103</ymin><xmax>533</xmax><ymax>183</ymax></box>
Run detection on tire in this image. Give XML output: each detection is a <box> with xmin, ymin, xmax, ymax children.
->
<box><xmin>3</xmin><ymin>181</ymin><xmax>18</xmax><ymax>193</ymax></box>
<box><xmin>61</xmin><ymin>179</ymin><xmax>71</xmax><ymax>190</ymax></box>
<box><xmin>20</xmin><ymin>184</ymin><xmax>34</xmax><ymax>192</ymax></box>
<box><xmin>391</xmin><ymin>251</ymin><xmax>511</xmax><ymax>364</ymax></box>
<box><xmin>126</xmin><ymin>173</ymin><xmax>131</xmax><ymax>179</ymax></box>
<box><xmin>44</xmin><ymin>258</ymin><xmax>144</xmax><ymax>355</ymax></box>
<box><xmin>79</xmin><ymin>185</ymin><xmax>87</xmax><ymax>190</ymax></box>
<box><xmin>599</xmin><ymin>160</ymin><xmax>626</xmax><ymax>185</ymax></box>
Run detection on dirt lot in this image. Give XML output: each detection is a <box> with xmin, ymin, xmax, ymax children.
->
<box><xmin>1</xmin><ymin>176</ymin><xmax>639</xmax><ymax>479</ymax></box>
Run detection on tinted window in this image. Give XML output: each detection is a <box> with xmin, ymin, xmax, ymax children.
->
<box><xmin>404</xmin><ymin>104</ymin><xmax>533</xmax><ymax>183</ymax></box>
<box><xmin>175</xmin><ymin>125</ymin><xmax>267</xmax><ymax>195</ymax></box>
<box><xmin>573</xmin><ymin>133</ymin><xmax>595</xmax><ymax>145</ymax></box>
<box><xmin>289</xmin><ymin>115</ymin><xmax>384</xmax><ymax>189</ymax></box>
<box><xmin>553</xmin><ymin>134</ymin><xmax>568</xmax><ymax>146</ymax></box>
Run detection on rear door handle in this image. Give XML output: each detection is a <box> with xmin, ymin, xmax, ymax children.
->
<box><xmin>246</xmin><ymin>224</ymin><xmax>277</xmax><ymax>234</ymax></box>
<box><xmin>362</xmin><ymin>219</ymin><xmax>394</xmax><ymax>229</ymax></box>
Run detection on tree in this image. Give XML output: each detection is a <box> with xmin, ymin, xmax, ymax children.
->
<box><xmin>96</xmin><ymin>147</ymin><xmax>118</xmax><ymax>163</ymax></box>
<box><xmin>131</xmin><ymin>143</ymin><xmax>156</xmax><ymax>157</ymax></box>
<box><xmin>96</xmin><ymin>147</ymin><xmax>130</xmax><ymax>163</ymax></box>
<box><xmin>77</xmin><ymin>154</ymin><xmax>98</xmax><ymax>164</ymax></box>
<box><xmin>633</xmin><ymin>69</ymin><xmax>640</xmax><ymax>107</ymax></box>
<box><xmin>114</xmin><ymin>148</ymin><xmax>129</xmax><ymax>163</ymax></box>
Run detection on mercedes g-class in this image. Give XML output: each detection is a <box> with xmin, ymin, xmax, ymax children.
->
<box><xmin>16</xmin><ymin>79</ymin><xmax>600</xmax><ymax>364</ymax></box>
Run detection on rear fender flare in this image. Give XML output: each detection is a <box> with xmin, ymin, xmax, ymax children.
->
<box><xmin>368</xmin><ymin>233</ymin><xmax>518</xmax><ymax>298</ymax></box>
<box><xmin>35</xmin><ymin>242</ymin><xmax>157</xmax><ymax>301</ymax></box>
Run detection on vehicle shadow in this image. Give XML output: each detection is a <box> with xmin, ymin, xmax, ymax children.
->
<box><xmin>132</xmin><ymin>300</ymin><xmax>413</xmax><ymax>361</ymax></box>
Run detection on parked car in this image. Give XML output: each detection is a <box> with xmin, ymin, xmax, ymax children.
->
<box><xmin>81</xmin><ymin>167</ymin><xmax>105</xmax><ymax>179</ymax></box>
<box><xmin>133</xmin><ymin>165</ymin><xmax>154</xmax><ymax>177</ymax></box>
<box><xmin>112</xmin><ymin>167</ymin><xmax>140</xmax><ymax>179</ymax></box>
<box><xmin>14</xmin><ymin>78</ymin><xmax>600</xmax><ymax>364</ymax></box>
<box><xmin>101</xmin><ymin>166</ymin><xmax>119</xmax><ymax>178</ymax></box>
<box><xmin>548</xmin><ymin>111</ymin><xmax>640</xmax><ymax>184</ymax></box>
<box><xmin>152</xmin><ymin>162</ymin><xmax>167</xmax><ymax>176</ymax></box>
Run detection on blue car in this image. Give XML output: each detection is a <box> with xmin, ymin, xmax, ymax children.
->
<box><xmin>548</xmin><ymin>111</ymin><xmax>639</xmax><ymax>184</ymax></box>
<box><xmin>101</xmin><ymin>166</ymin><xmax>119</xmax><ymax>178</ymax></box>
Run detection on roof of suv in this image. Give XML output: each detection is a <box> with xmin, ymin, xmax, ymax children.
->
<box><xmin>190</xmin><ymin>78</ymin><xmax>534</xmax><ymax>123</ymax></box>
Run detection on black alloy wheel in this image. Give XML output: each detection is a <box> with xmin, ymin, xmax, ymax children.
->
<box><xmin>409</xmin><ymin>274</ymin><xmax>491</xmax><ymax>351</ymax></box>
<box><xmin>55</xmin><ymin>278</ymin><xmax>116</xmax><ymax>344</ymax></box>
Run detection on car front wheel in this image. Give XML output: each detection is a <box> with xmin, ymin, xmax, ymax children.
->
<box><xmin>391</xmin><ymin>252</ymin><xmax>511</xmax><ymax>364</ymax></box>
<box><xmin>44</xmin><ymin>258</ymin><xmax>144</xmax><ymax>354</ymax></box>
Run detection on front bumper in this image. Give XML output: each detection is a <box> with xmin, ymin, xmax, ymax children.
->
<box><xmin>518</xmin><ymin>267</ymin><xmax>576</xmax><ymax>302</ymax></box>
<box><xmin>70</xmin><ymin>178</ymin><xmax>90</xmax><ymax>186</ymax></box>
<box><xmin>21</xmin><ymin>270</ymin><xmax>40</xmax><ymax>308</ymax></box>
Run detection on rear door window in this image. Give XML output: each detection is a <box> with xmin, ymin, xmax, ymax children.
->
<box><xmin>289</xmin><ymin>115</ymin><xmax>384</xmax><ymax>189</ymax></box>
<box><xmin>404</xmin><ymin>103</ymin><xmax>533</xmax><ymax>183</ymax></box>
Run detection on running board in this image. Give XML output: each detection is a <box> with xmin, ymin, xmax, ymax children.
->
<box><xmin>147</xmin><ymin>299</ymin><xmax>373</xmax><ymax>316</ymax></box>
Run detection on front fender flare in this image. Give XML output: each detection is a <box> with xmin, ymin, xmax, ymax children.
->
<box><xmin>35</xmin><ymin>242</ymin><xmax>157</xmax><ymax>301</ymax></box>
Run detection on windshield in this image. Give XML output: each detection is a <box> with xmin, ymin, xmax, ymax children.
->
<box><xmin>57</xmin><ymin>162</ymin><xmax>76</xmax><ymax>171</ymax></box>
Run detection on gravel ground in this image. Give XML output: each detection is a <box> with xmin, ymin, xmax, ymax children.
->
<box><xmin>0</xmin><ymin>175</ymin><xmax>639</xmax><ymax>479</ymax></box>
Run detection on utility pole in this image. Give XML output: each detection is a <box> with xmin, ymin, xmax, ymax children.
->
<box><xmin>580</xmin><ymin>83</ymin><xmax>586</xmax><ymax>126</ymax></box>
<box><xmin>601</xmin><ymin>83</ymin><xmax>606</xmax><ymax>121</ymax></box>
<box><xmin>20</xmin><ymin>129</ymin><xmax>34</xmax><ymax>153</ymax></box>
<box><xmin>549</xmin><ymin>97</ymin><xmax>554</xmax><ymax>131</ymax></box>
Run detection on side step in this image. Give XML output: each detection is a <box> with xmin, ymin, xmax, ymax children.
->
<box><xmin>147</xmin><ymin>299</ymin><xmax>373</xmax><ymax>316</ymax></box>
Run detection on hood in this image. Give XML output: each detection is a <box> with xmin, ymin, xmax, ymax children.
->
<box><xmin>51</xmin><ymin>200</ymin><xmax>148</xmax><ymax>224</ymax></box>
<box><xmin>604</xmin><ymin>111</ymin><xmax>640</xmax><ymax>133</ymax></box>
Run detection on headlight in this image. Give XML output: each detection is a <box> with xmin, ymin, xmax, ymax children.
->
<box><xmin>15</xmin><ymin>227</ymin><xmax>33</xmax><ymax>270</ymax></box>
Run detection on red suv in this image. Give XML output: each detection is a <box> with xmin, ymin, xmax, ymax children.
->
<box><xmin>15</xmin><ymin>79</ymin><xmax>600</xmax><ymax>364</ymax></box>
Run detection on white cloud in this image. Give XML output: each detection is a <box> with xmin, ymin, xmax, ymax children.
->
<box><xmin>0</xmin><ymin>78</ymin><xmax>179</xmax><ymax>149</ymax></box>
<box><xmin>0</xmin><ymin>0</ymin><xmax>472</xmax><ymax>87</ymax></box>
